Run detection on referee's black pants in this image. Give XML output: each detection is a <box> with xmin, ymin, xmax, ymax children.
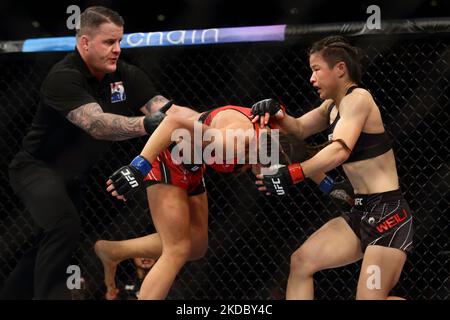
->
<box><xmin>2</xmin><ymin>165</ymin><xmax>81</xmax><ymax>300</ymax></box>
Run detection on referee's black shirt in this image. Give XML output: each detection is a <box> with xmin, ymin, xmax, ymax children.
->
<box><xmin>9</xmin><ymin>49</ymin><xmax>156</xmax><ymax>183</ymax></box>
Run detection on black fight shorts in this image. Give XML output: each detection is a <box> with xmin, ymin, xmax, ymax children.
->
<box><xmin>342</xmin><ymin>189</ymin><xmax>414</xmax><ymax>254</ymax></box>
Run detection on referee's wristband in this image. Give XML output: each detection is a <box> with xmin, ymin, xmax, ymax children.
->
<box><xmin>130</xmin><ymin>155</ymin><xmax>152</xmax><ymax>176</ymax></box>
<box><xmin>319</xmin><ymin>175</ymin><xmax>334</xmax><ymax>195</ymax></box>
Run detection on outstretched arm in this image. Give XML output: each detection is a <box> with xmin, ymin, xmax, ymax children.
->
<box><xmin>66</xmin><ymin>102</ymin><xmax>146</xmax><ymax>141</ymax></box>
<box><xmin>66</xmin><ymin>94</ymin><xmax>174</xmax><ymax>141</ymax></box>
<box><xmin>251</xmin><ymin>98</ymin><xmax>331</xmax><ymax>140</ymax></box>
<box><xmin>106</xmin><ymin>112</ymin><xmax>210</xmax><ymax>200</ymax></box>
<box><xmin>139</xmin><ymin>113</ymin><xmax>209</xmax><ymax>164</ymax></box>
<box><xmin>257</xmin><ymin>91</ymin><xmax>370</xmax><ymax>195</ymax></box>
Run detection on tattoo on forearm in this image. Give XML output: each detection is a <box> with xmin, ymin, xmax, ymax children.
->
<box><xmin>144</xmin><ymin>95</ymin><xmax>170</xmax><ymax>114</ymax></box>
<box><xmin>66</xmin><ymin>102</ymin><xmax>146</xmax><ymax>141</ymax></box>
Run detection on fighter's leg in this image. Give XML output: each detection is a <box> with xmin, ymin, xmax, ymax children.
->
<box><xmin>356</xmin><ymin>246</ymin><xmax>407</xmax><ymax>300</ymax></box>
<box><xmin>286</xmin><ymin>217</ymin><xmax>363</xmax><ymax>299</ymax></box>
<box><xmin>139</xmin><ymin>184</ymin><xmax>191</xmax><ymax>299</ymax></box>
<box><xmin>95</xmin><ymin>185</ymin><xmax>207</xmax><ymax>298</ymax></box>
<box><xmin>94</xmin><ymin>233</ymin><xmax>162</xmax><ymax>299</ymax></box>
<box><xmin>187</xmin><ymin>191</ymin><xmax>209</xmax><ymax>261</ymax></box>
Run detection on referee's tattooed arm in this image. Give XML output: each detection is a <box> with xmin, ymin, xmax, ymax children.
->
<box><xmin>141</xmin><ymin>95</ymin><xmax>170</xmax><ymax>115</ymax></box>
<box><xmin>67</xmin><ymin>102</ymin><xmax>146</xmax><ymax>141</ymax></box>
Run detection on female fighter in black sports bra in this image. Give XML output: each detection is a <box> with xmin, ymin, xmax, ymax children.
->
<box><xmin>252</xmin><ymin>36</ymin><xmax>413</xmax><ymax>300</ymax></box>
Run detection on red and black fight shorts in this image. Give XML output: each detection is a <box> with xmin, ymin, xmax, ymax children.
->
<box><xmin>342</xmin><ymin>189</ymin><xmax>414</xmax><ymax>254</ymax></box>
<box><xmin>143</xmin><ymin>149</ymin><xmax>206</xmax><ymax>196</ymax></box>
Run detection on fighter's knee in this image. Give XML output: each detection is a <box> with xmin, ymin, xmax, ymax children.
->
<box><xmin>165</xmin><ymin>240</ymin><xmax>192</xmax><ymax>262</ymax></box>
<box><xmin>290</xmin><ymin>245</ymin><xmax>320</xmax><ymax>275</ymax></box>
<box><xmin>189</xmin><ymin>237</ymin><xmax>208</xmax><ymax>261</ymax></box>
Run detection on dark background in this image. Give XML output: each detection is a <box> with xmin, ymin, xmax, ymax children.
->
<box><xmin>0</xmin><ymin>0</ymin><xmax>448</xmax><ymax>300</ymax></box>
<box><xmin>1</xmin><ymin>36</ymin><xmax>449</xmax><ymax>300</ymax></box>
<box><xmin>1</xmin><ymin>0</ymin><xmax>449</xmax><ymax>41</ymax></box>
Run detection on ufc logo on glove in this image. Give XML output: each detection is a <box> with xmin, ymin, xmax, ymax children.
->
<box><xmin>121</xmin><ymin>168</ymin><xmax>139</xmax><ymax>188</ymax></box>
<box><xmin>271</xmin><ymin>178</ymin><xmax>285</xmax><ymax>195</ymax></box>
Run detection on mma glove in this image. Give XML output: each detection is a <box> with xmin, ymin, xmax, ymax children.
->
<box><xmin>261</xmin><ymin>164</ymin><xmax>355</xmax><ymax>207</ymax></box>
<box><xmin>143</xmin><ymin>100</ymin><xmax>173</xmax><ymax>135</ymax></box>
<box><xmin>109</xmin><ymin>155</ymin><xmax>152</xmax><ymax>197</ymax></box>
<box><xmin>251</xmin><ymin>98</ymin><xmax>286</xmax><ymax>119</ymax></box>
<box><xmin>261</xmin><ymin>163</ymin><xmax>305</xmax><ymax>195</ymax></box>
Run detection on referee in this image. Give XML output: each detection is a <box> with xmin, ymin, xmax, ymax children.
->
<box><xmin>2</xmin><ymin>6</ymin><xmax>167</xmax><ymax>299</ymax></box>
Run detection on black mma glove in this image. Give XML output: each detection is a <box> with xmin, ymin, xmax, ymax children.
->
<box><xmin>143</xmin><ymin>100</ymin><xmax>173</xmax><ymax>135</ymax></box>
<box><xmin>260</xmin><ymin>163</ymin><xmax>305</xmax><ymax>195</ymax></box>
<box><xmin>109</xmin><ymin>155</ymin><xmax>152</xmax><ymax>197</ymax></box>
<box><xmin>251</xmin><ymin>98</ymin><xmax>286</xmax><ymax>118</ymax></box>
<box><xmin>318</xmin><ymin>175</ymin><xmax>355</xmax><ymax>206</ymax></box>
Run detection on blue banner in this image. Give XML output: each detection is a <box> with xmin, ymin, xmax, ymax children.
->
<box><xmin>22</xmin><ymin>25</ymin><xmax>286</xmax><ymax>52</ymax></box>
<box><xmin>23</xmin><ymin>37</ymin><xmax>76</xmax><ymax>52</ymax></box>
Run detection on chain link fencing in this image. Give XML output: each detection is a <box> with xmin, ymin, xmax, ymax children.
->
<box><xmin>0</xmin><ymin>31</ymin><xmax>449</xmax><ymax>299</ymax></box>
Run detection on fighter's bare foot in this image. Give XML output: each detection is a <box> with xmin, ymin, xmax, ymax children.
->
<box><xmin>94</xmin><ymin>240</ymin><xmax>121</xmax><ymax>300</ymax></box>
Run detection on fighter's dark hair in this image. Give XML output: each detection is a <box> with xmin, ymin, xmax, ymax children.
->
<box><xmin>309</xmin><ymin>36</ymin><xmax>362</xmax><ymax>84</ymax></box>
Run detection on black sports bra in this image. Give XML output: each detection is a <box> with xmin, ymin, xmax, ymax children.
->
<box><xmin>327</xmin><ymin>86</ymin><xmax>392</xmax><ymax>164</ymax></box>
